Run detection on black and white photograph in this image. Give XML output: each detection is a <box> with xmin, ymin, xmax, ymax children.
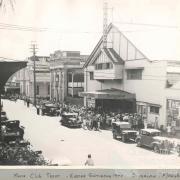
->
<box><xmin>0</xmin><ymin>0</ymin><xmax>180</xmax><ymax>179</ymax></box>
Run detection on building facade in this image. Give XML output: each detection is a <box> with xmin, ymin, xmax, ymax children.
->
<box><xmin>4</xmin><ymin>72</ymin><xmax>21</xmax><ymax>94</ymax></box>
<box><xmin>81</xmin><ymin>23</ymin><xmax>180</xmax><ymax>129</ymax></box>
<box><xmin>50</xmin><ymin>50</ymin><xmax>87</xmax><ymax>103</ymax></box>
<box><xmin>18</xmin><ymin>56</ymin><xmax>50</xmax><ymax>102</ymax></box>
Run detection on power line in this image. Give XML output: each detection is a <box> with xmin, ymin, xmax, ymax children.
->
<box><xmin>0</xmin><ymin>22</ymin><xmax>178</xmax><ymax>33</ymax></box>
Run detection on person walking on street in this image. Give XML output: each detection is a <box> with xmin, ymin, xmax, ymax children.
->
<box><xmin>27</xmin><ymin>99</ymin><xmax>30</xmax><ymax>108</ymax></box>
<box><xmin>167</xmin><ymin>124</ymin><xmax>171</xmax><ymax>137</ymax></box>
<box><xmin>85</xmin><ymin>154</ymin><xmax>94</xmax><ymax>166</ymax></box>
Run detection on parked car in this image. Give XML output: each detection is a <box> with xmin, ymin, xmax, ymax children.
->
<box><xmin>112</xmin><ymin>121</ymin><xmax>138</xmax><ymax>142</ymax></box>
<box><xmin>42</xmin><ymin>103</ymin><xmax>59</xmax><ymax>116</ymax></box>
<box><xmin>1</xmin><ymin>111</ymin><xmax>8</xmax><ymax>121</ymax></box>
<box><xmin>1</xmin><ymin>120</ymin><xmax>25</xmax><ymax>142</ymax></box>
<box><xmin>8</xmin><ymin>140</ymin><xmax>30</xmax><ymax>147</ymax></box>
<box><xmin>135</xmin><ymin>129</ymin><xmax>173</xmax><ymax>153</ymax></box>
<box><xmin>60</xmin><ymin>113</ymin><xmax>82</xmax><ymax>128</ymax></box>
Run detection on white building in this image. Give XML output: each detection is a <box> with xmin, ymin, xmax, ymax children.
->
<box><xmin>18</xmin><ymin>56</ymin><xmax>50</xmax><ymax>102</ymax></box>
<box><xmin>81</xmin><ymin>23</ymin><xmax>180</xmax><ymax>130</ymax></box>
<box><xmin>50</xmin><ymin>50</ymin><xmax>87</xmax><ymax>103</ymax></box>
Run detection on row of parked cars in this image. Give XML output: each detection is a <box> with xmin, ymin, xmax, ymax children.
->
<box><xmin>1</xmin><ymin>110</ymin><xmax>25</xmax><ymax>143</ymax></box>
<box><xmin>59</xmin><ymin>113</ymin><xmax>175</xmax><ymax>155</ymax></box>
<box><xmin>0</xmin><ymin>109</ymin><xmax>50</xmax><ymax>165</ymax></box>
<box><xmin>26</xmin><ymin>100</ymin><xmax>178</xmax><ymax>155</ymax></box>
<box><xmin>112</xmin><ymin>121</ymin><xmax>176</xmax><ymax>154</ymax></box>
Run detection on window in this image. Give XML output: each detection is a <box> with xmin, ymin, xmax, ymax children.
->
<box><xmin>137</xmin><ymin>105</ymin><xmax>147</xmax><ymax>115</ymax></box>
<box><xmin>55</xmin><ymin>74</ymin><xmax>59</xmax><ymax>82</ymax></box>
<box><xmin>36</xmin><ymin>85</ymin><xmax>39</xmax><ymax>95</ymax></box>
<box><xmin>89</xmin><ymin>72</ymin><xmax>94</xmax><ymax>80</ymax></box>
<box><xmin>95</xmin><ymin>63</ymin><xmax>113</xmax><ymax>70</ymax></box>
<box><xmin>127</xmin><ymin>69</ymin><xmax>142</xmax><ymax>80</ymax></box>
<box><xmin>150</xmin><ymin>106</ymin><xmax>159</xmax><ymax>114</ymax></box>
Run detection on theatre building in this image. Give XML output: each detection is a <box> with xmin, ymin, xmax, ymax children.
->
<box><xmin>81</xmin><ymin>23</ymin><xmax>180</xmax><ymax>129</ymax></box>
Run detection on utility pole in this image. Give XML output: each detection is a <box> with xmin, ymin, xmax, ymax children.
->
<box><xmin>30</xmin><ymin>42</ymin><xmax>38</xmax><ymax>107</ymax></box>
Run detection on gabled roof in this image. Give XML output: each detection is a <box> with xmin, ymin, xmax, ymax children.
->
<box><xmin>84</xmin><ymin>24</ymin><xmax>113</xmax><ymax>68</ymax></box>
<box><xmin>84</xmin><ymin>23</ymin><xmax>180</xmax><ymax>68</ymax></box>
<box><xmin>113</xmin><ymin>23</ymin><xmax>180</xmax><ymax>61</ymax></box>
<box><xmin>91</xmin><ymin>47</ymin><xmax>124</xmax><ymax>65</ymax></box>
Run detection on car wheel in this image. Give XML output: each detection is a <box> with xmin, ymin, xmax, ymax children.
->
<box><xmin>122</xmin><ymin>135</ymin><xmax>126</xmax><ymax>142</ymax></box>
<box><xmin>153</xmin><ymin>145</ymin><xmax>159</xmax><ymax>153</ymax></box>
<box><xmin>136</xmin><ymin>139</ymin><xmax>141</xmax><ymax>147</ymax></box>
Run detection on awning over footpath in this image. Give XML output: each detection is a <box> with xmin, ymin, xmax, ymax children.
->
<box><xmin>0</xmin><ymin>60</ymin><xmax>27</xmax><ymax>90</ymax></box>
<box><xmin>79</xmin><ymin>88</ymin><xmax>136</xmax><ymax>100</ymax></box>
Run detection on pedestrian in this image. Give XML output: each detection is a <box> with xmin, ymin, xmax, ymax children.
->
<box><xmin>85</xmin><ymin>154</ymin><xmax>94</xmax><ymax>166</ymax></box>
<box><xmin>36</xmin><ymin>105</ymin><xmax>40</xmax><ymax>115</ymax></box>
<box><xmin>27</xmin><ymin>99</ymin><xmax>30</xmax><ymax>108</ymax></box>
<box><xmin>167</xmin><ymin>124</ymin><xmax>171</xmax><ymax>137</ymax></box>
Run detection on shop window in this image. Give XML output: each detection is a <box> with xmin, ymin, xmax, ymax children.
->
<box><xmin>137</xmin><ymin>105</ymin><xmax>147</xmax><ymax>115</ymax></box>
<box><xmin>89</xmin><ymin>72</ymin><xmax>94</xmax><ymax>80</ymax></box>
<box><xmin>150</xmin><ymin>106</ymin><xmax>159</xmax><ymax>114</ymax></box>
<box><xmin>127</xmin><ymin>69</ymin><xmax>142</xmax><ymax>80</ymax></box>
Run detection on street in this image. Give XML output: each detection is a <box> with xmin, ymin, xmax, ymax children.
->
<box><xmin>2</xmin><ymin>99</ymin><xmax>180</xmax><ymax>168</ymax></box>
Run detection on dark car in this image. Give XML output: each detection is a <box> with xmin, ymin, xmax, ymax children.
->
<box><xmin>42</xmin><ymin>103</ymin><xmax>59</xmax><ymax>116</ymax></box>
<box><xmin>1</xmin><ymin>111</ymin><xmax>8</xmax><ymax>121</ymax></box>
<box><xmin>112</xmin><ymin>121</ymin><xmax>138</xmax><ymax>142</ymax></box>
<box><xmin>135</xmin><ymin>129</ymin><xmax>174</xmax><ymax>153</ymax></box>
<box><xmin>8</xmin><ymin>140</ymin><xmax>30</xmax><ymax>147</ymax></box>
<box><xmin>1</xmin><ymin>120</ymin><xmax>25</xmax><ymax>142</ymax></box>
<box><xmin>60</xmin><ymin>113</ymin><xmax>82</xmax><ymax>128</ymax></box>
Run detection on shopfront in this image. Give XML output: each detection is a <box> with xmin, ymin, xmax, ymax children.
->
<box><xmin>167</xmin><ymin>99</ymin><xmax>180</xmax><ymax>130</ymax></box>
<box><xmin>80</xmin><ymin>88</ymin><xmax>136</xmax><ymax>113</ymax></box>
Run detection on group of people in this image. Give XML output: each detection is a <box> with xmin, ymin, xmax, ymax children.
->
<box><xmin>58</xmin><ymin>104</ymin><xmax>145</xmax><ymax>131</ymax></box>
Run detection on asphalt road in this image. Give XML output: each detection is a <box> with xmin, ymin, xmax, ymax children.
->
<box><xmin>2</xmin><ymin>99</ymin><xmax>180</xmax><ymax>168</ymax></box>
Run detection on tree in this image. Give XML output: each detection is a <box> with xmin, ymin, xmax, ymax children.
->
<box><xmin>0</xmin><ymin>0</ymin><xmax>15</xmax><ymax>11</ymax></box>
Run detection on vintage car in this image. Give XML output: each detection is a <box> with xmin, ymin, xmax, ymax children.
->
<box><xmin>135</xmin><ymin>129</ymin><xmax>173</xmax><ymax>153</ymax></box>
<box><xmin>60</xmin><ymin>113</ymin><xmax>82</xmax><ymax>128</ymax></box>
<box><xmin>1</xmin><ymin>111</ymin><xmax>8</xmax><ymax>121</ymax></box>
<box><xmin>8</xmin><ymin>140</ymin><xmax>30</xmax><ymax>147</ymax></box>
<box><xmin>112</xmin><ymin>121</ymin><xmax>138</xmax><ymax>142</ymax></box>
<box><xmin>1</xmin><ymin>120</ymin><xmax>25</xmax><ymax>142</ymax></box>
<box><xmin>41</xmin><ymin>103</ymin><xmax>59</xmax><ymax>116</ymax></box>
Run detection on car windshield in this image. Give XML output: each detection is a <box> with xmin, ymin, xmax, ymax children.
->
<box><xmin>1</xmin><ymin>112</ymin><xmax>6</xmax><ymax>115</ymax></box>
<box><xmin>120</xmin><ymin>124</ymin><xmax>131</xmax><ymax>129</ymax></box>
<box><xmin>67</xmin><ymin>115</ymin><xmax>77</xmax><ymax>118</ymax></box>
<box><xmin>150</xmin><ymin>132</ymin><xmax>160</xmax><ymax>136</ymax></box>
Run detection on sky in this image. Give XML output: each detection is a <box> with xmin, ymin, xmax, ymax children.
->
<box><xmin>0</xmin><ymin>0</ymin><xmax>179</xmax><ymax>60</ymax></box>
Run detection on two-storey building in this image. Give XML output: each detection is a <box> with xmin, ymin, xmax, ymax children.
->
<box><xmin>50</xmin><ymin>50</ymin><xmax>87</xmax><ymax>103</ymax></box>
<box><xmin>18</xmin><ymin>56</ymin><xmax>50</xmax><ymax>101</ymax></box>
<box><xmin>81</xmin><ymin>23</ymin><xmax>180</xmax><ymax>129</ymax></box>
